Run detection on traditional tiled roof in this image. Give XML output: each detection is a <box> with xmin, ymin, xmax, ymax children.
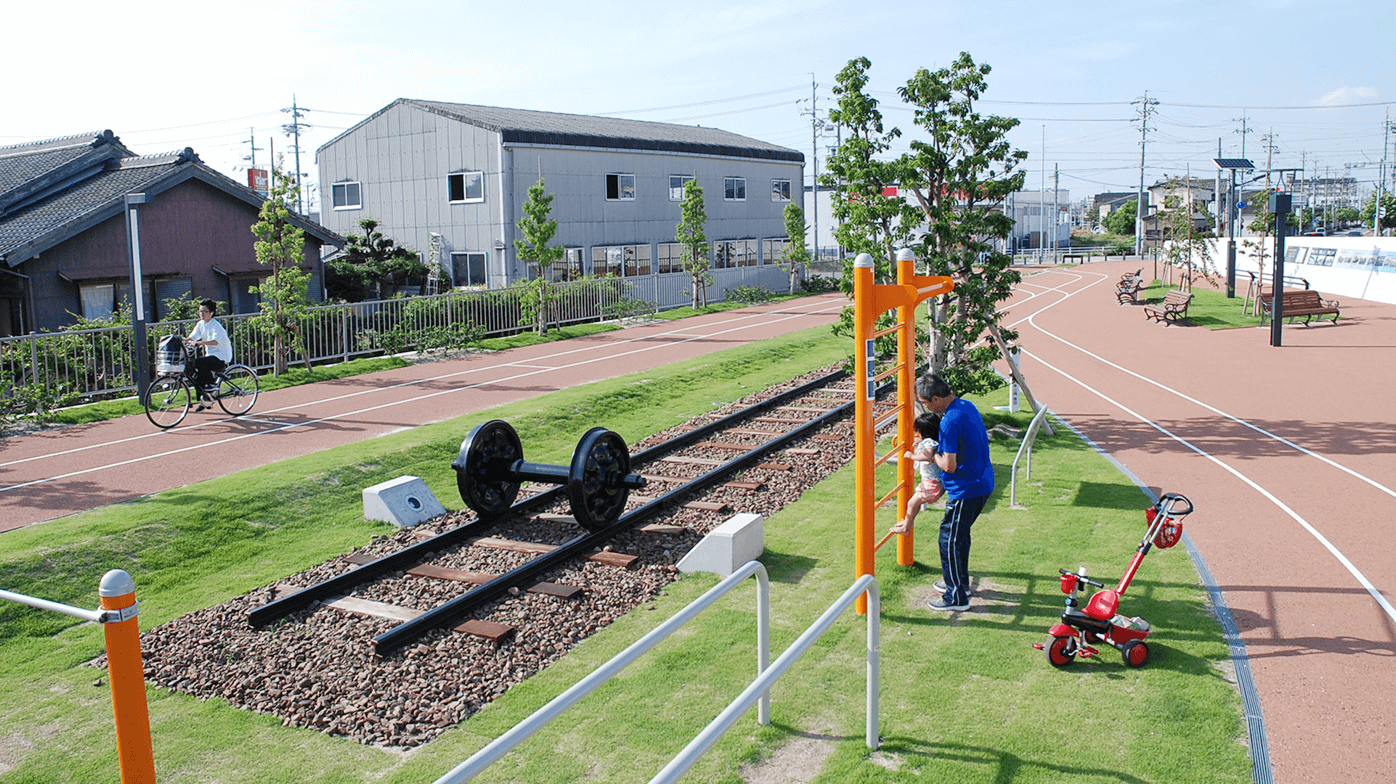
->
<box><xmin>0</xmin><ymin>144</ymin><xmax>342</xmax><ymax>266</ymax></box>
<box><xmin>0</xmin><ymin>130</ymin><xmax>132</xmax><ymax>216</ymax></box>
<box><xmin>321</xmin><ymin>99</ymin><xmax>804</xmax><ymax>164</ymax></box>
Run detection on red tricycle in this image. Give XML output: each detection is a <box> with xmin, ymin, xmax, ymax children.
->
<box><xmin>1034</xmin><ymin>492</ymin><xmax>1194</xmax><ymax>668</ymax></box>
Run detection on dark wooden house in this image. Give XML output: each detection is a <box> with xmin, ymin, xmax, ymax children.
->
<box><xmin>0</xmin><ymin>130</ymin><xmax>342</xmax><ymax>335</ymax></box>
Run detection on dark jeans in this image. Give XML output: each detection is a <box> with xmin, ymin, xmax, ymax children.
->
<box><xmin>191</xmin><ymin>356</ymin><xmax>226</xmax><ymax>394</ymax></box>
<box><xmin>938</xmin><ymin>493</ymin><xmax>989</xmax><ymax>605</ymax></box>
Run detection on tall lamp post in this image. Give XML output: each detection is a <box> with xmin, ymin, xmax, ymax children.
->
<box><xmin>1213</xmin><ymin>158</ymin><xmax>1255</xmax><ymax>298</ymax></box>
<box><xmin>124</xmin><ymin>194</ymin><xmax>151</xmax><ymax>402</ymax></box>
<box><xmin>1269</xmin><ymin>192</ymin><xmax>1291</xmax><ymax>347</ymax></box>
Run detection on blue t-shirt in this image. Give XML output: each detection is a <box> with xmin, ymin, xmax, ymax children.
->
<box><xmin>938</xmin><ymin>397</ymin><xmax>994</xmax><ymax>499</ymax></box>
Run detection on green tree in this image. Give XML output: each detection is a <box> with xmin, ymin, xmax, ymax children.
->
<box><xmin>896</xmin><ymin>52</ymin><xmax>1027</xmax><ymax>393</ymax></box>
<box><xmin>514</xmin><ymin>177</ymin><xmax>567</xmax><ymax>334</ymax></box>
<box><xmin>1157</xmin><ymin>178</ymin><xmax>1218</xmax><ymax>291</ymax></box>
<box><xmin>823</xmin><ymin>57</ymin><xmax>921</xmax><ymax>293</ymax></box>
<box><xmin>676</xmin><ymin>179</ymin><xmax>711</xmax><ymax>308</ymax></box>
<box><xmin>327</xmin><ymin>217</ymin><xmax>427</xmax><ymax>302</ymax></box>
<box><xmin>778</xmin><ymin>203</ymin><xmax>811</xmax><ymax>294</ymax></box>
<box><xmin>1335</xmin><ymin>206</ymin><xmax>1360</xmax><ymax>225</ymax></box>
<box><xmin>1102</xmin><ymin>199</ymin><xmax>1137</xmax><ymax>236</ymax></box>
<box><xmin>251</xmin><ymin>161</ymin><xmax>313</xmax><ymax>375</ymax></box>
<box><xmin>1360</xmin><ymin>191</ymin><xmax>1396</xmax><ymax>234</ymax></box>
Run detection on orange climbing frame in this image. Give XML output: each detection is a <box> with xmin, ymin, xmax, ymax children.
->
<box><xmin>853</xmin><ymin>249</ymin><xmax>955</xmax><ymax>614</ymax></box>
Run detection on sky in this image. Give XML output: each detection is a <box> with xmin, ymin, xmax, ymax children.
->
<box><xmin>9</xmin><ymin>0</ymin><xmax>1396</xmax><ymax>212</ymax></box>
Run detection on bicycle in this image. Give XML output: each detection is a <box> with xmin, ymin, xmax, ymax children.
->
<box><xmin>145</xmin><ymin>336</ymin><xmax>260</xmax><ymax>429</ymax></box>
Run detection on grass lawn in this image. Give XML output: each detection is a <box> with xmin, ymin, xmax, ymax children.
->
<box><xmin>1137</xmin><ymin>280</ymin><xmax>1267</xmax><ymax>330</ymax></box>
<box><xmin>0</xmin><ymin>323</ymin><xmax>1250</xmax><ymax>783</ymax></box>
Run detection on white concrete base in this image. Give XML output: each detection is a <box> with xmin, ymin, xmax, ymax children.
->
<box><xmin>362</xmin><ymin>476</ymin><xmax>446</xmax><ymax>527</ymax></box>
<box><xmin>677</xmin><ymin>513</ymin><xmax>764</xmax><ymax>577</ymax></box>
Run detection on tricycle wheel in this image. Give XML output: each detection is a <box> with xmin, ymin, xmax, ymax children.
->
<box><xmin>1122</xmin><ymin>640</ymin><xmax>1149</xmax><ymax>668</ymax></box>
<box><xmin>1045</xmin><ymin>635</ymin><xmax>1075</xmax><ymax>667</ymax></box>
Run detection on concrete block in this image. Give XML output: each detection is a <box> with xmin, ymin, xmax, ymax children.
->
<box><xmin>677</xmin><ymin>513</ymin><xmax>764</xmax><ymax>577</ymax></box>
<box><xmin>363</xmin><ymin>476</ymin><xmax>446</xmax><ymax>527</ymax></box>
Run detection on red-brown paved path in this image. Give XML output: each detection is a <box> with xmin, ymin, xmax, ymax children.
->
<box><xmin>0</xmin><ymin>295</ymin><xmax>844</xmax><ymax>532</ymax></box>
<box><xmin>1005</xmin><ymin>260</ymin><xmax>1394</xmax><ymax>783</ymax></box>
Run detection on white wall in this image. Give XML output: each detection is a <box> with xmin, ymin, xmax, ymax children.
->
<box><xmin>1211</xmin><ymin>236</ymin><xmax>1396</xmax><ymax>306</ymax></box>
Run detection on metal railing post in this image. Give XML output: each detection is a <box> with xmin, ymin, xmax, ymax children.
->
<box><xmin>99</xmin><ymin>570</ymin><xmax>156</xmax><ymax>783</ymax></box>
<box><xmin>433</xmin><ymin>562</ymin><xmax>770</xmax><ymax>784</ymax></box>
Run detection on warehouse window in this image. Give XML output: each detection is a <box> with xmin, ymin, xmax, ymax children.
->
<box><xmin>724</xmin><ymin>177</ymin><xmax>746</xmax><ymax>201</ymax></box>
<box><xmin>771</xmin><ymin>179</ymin><xmax>791</xmax><ymax>202</ymax></box>
<box><xmin>669</xmin><ymin>175</ymin><xmax>694</xmax><ymax>201</ymax></box>
<box><xmin>331</xmin><ymin>181</ymin><xmax>362</xmax><ymax>210</ymax></box>
<box><xmin>449</xmin><ymin>171</ymin><xmax>485</xmax><ymax>203</ymax></box>
<box><xmin>606</xmin><ymin>173</ymin><xmax>636</xmax><ymax>201</ymax></box>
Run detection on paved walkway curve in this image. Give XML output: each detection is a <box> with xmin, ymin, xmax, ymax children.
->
<box><xmin>1004</xmin><ymin>261</ymin><xmax>1394</xmax><ymax>784</ymax></box>
<box><xmin>0</xmin><ymin>295</ymin><xmax>846</xmax><ymax>532</ymax></box>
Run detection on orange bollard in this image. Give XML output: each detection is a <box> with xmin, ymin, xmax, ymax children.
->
<box><xmin>99</xmin><ymin>569</ymin><xmax>156</xmax><ymax>784</ymax></box>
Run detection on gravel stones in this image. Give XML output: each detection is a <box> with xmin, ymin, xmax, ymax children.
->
<box><xmin>122</xmin><ymin>367</ymin><xmax>884</xmax><ymax>748</ymax></box>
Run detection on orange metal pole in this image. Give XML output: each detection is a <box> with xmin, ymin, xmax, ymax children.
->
<box><xmin>99</xmin><ymin>569</ymin><xmax>156</xmax><ymax>784</ymax></box>
<box><xmin>895</xmin><ymin>248</ymin><xmax>917</xmax><ymax>566</ymax></box>
<box><xmin>853</xmin><ymin>253</ymin><xmax>877</xmax><ymax>615</ymax></box>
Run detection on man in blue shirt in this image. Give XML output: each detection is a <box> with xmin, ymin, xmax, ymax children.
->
<box><xmin>916</xmin><ymin>373</ymin><xmax>994</xmax><ymax>611</ymax></box>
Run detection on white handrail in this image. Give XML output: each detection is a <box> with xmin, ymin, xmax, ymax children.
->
<box><xmin>649</xmin><ymin>574</ymin><xmax>881</xmax><ymax>784</ymax></box>
<box><xmin>1010</xmin><ymin>404</ymin><xmax>1054</xmax><ymax>508</ymax></box>
<box><xmin>433</xmin><ymin>561</ymin><xmax>770</xmax><ymax>784</ymax></box>
<box><xmin>0</xmin><ymin>587</ymin><xmax>106</xmax><ymax>623</ymax></box>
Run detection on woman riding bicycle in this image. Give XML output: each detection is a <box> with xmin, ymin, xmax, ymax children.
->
<box><xmin>187</xmin><ymin>298</ymin><xmax>231</xmax><ymax>409</ymax></box>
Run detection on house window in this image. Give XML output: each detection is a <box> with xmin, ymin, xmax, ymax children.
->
<box><xmin>591</xmin><ymin>244</ymin><xmax>651</xmax><ymax>277</ymax></box>
<box><xmin>657</xmin><ymin>242</ymin><xmax>691</xmax><ymax>274</ymax></box>
<box><xmin>724</xmin><ymin>177</ymin><xmax>746</xmax><ymax>201</ymax></box>
<box><xmin>77</xmin><ymin>282</ymin><xmax>131</xmax><ymax>320</ymax></box>
<box><xmin>451</xmin><ymin>252</ymin><xmax>487</xmax><ymax>286</ymax></box>
<box><xmin>449</xmin><ymin>171</ymin><xmax>485</xmax><ymax>203</ymax></box>
<box><xmin>232</xmin><ymin>277</ymin><xmax>263</xmax><ymax>314</ymax></box>
<box><xmin>762</xmin><ymin>238</ymin><xmax>791</xmax><ymax>265</ymax></box>
<box><xmin>669</xmin><ymin>175</ymin><xmax>694</xmax><ymax>201</ymax></box>
<box><xmin>153</xmin><ymin>277</ymin><xmax>194</xmax><ymax>320</ymax></box>
<box><xmin>713</xmin><ymin>239</ymin><xmax>759</xmax><ymax>269</ymax></box>
<box><xmin>771</xmin><ymin>179</ymin><xmax>792</xmax><ymax>202</ymax></box>
<box><xmin>606</xmin><ymin>173</ymin><xmax>636</xmax><ymax>201</ymax></box>
<box><xmin>331</xmin><ymin>181</ymin><xmax>362</xmax><ymax>210</ymax></box>
<box><xmin>557</xmin><ymin>248</ymin><xmax>586</xmax><ymax>281</ymax></box>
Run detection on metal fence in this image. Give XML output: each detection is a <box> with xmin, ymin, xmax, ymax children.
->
<box><xmin>1</xmin><ymin>264</ymin><xmax>797</xmax><ymax>409</ymax></box>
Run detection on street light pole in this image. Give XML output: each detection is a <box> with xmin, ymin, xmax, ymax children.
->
<box><xmin>124</xmin><ymin>194</ymin><xmax>151</xmax><ymax>402</ymax></box>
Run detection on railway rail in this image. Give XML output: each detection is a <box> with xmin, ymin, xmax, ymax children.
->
<box><xmin>134</xmin><ymin>364</ymin><xmax>900</xmax><ymax>747</ymax></box>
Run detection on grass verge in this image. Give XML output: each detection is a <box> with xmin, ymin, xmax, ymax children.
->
<box><xmin>0</xmin><ymin>333</ymin><xmax>1249</xmax><ymax>783</ymax></box>
<box><xmin>1139</xmin><ymin>281</ymin><xmax>1266</xmax><ymax>330</ymax></box>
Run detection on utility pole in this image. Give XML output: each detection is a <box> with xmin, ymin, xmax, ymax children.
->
<box><xmin>280</xmin><ymin>96</ymin><xmax>311</xmax><ymax>214</ymax></box>
<box><xmin>799</xmin><ymin>75</ymin><xmax>824</xmax><ymax>263</ymax></box>
<box><xmin>243</xmin><ymin>129</ymin><xmax>265</xmax><ymax>194</ymax></box>
<box><xmin>1133</xmin><ymin>91</ymin><xmax>1158</xmax><ymax>257</ymax></box>
<box><xmin>1040</xmin><ymin>125</ymin><xmax>1046</xmax><ymax>263</ymax></box>
<box><xmin>1052</xmin><ymin>163</ymin><xmax>1059</xmax><ymax>257</ymax></box>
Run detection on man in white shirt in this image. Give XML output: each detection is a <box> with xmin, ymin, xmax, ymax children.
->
<box><xmin>187</xmin><ymin>298</ymin><xmax>232</xmax><ymax>408</ymax></box>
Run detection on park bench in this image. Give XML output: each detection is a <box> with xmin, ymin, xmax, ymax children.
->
<box><xmin>1143</xmin><ymin>290</ymin><xmax>1192</xmax><ymax>325</ymax></box>
<box><xmin>1259</xmin><ymin>289</ymin><xmax>1341</xmax><ymax>326</ymax></box>
<box><xmin>1115</xmin><ymin>268</ymin><xmax>1145</xmax><ymax>304</ymax></box>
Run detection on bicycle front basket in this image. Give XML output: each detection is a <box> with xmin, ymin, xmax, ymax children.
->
<box><xmin>156</xmin><ymin>335</ymin><xmax>187</xmax><ymax>375</ymax></box>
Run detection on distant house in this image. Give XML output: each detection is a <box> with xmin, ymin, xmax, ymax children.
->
<box><xmin>0</xmin><ymin>131</ymin><xmax>342</xmax><ymax>335</ymax></box>
<box><xmin>1093</xmin><ymin>192</ymin><xmax>1137</xmax><ymax>223</ymax></box>
<box><xmin>316</xmin><ymin>99</ymin><xmax>804</xmax><ymax>292</ymax></box>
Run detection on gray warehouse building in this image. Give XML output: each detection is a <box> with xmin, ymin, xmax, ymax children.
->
<box><xmin>316</xmin><ymin>99</ymin><xmax>805</xmax><ymax>297</ymax></box>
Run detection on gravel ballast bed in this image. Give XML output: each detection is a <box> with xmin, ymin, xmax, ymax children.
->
<box><xmin>110</xmin><ymin>367</ymin><xmax>888</xmax><ymax>748</ymax></box>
